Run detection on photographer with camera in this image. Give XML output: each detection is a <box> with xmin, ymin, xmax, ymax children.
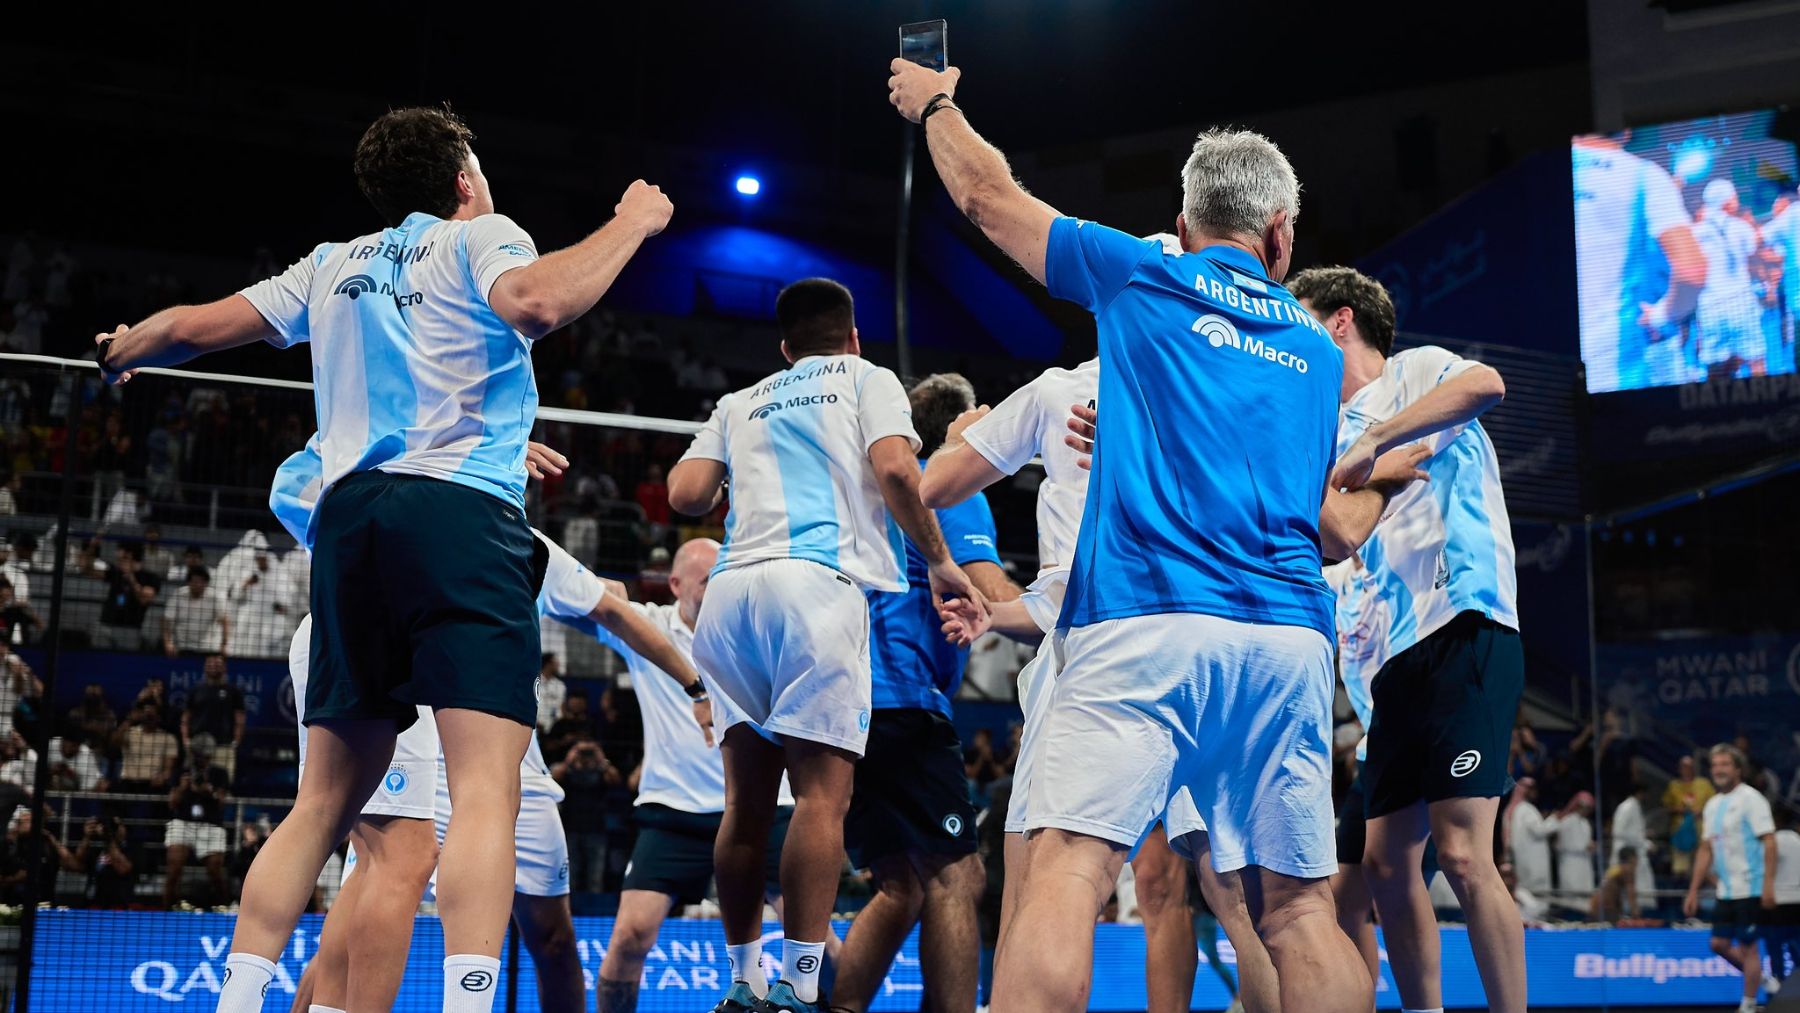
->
<box><xmin>551</xmin><ymin>734</ymin><xmax>624</xmax><ymax>896</ymax></box>
<box><xmin>74</xmin><ymin>814</ymin><xmax>136</xmax><ymax>907</ymax></box>
<box><xmin>0</xmin><ymin>805</ymin><xmax>77</xmax><ymax>905</ymax></box>
<box><xmin>161</xmin><ymin>734</ymin><xmax>230</xmax><ymax>908</ymax></box>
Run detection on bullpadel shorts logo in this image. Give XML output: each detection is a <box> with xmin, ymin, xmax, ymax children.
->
<box><xmin>1450</xmin><ymin>750</ymin><xmax>1482</xmax><ymax>778</ymax></box>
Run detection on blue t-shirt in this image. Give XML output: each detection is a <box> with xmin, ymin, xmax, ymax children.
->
<box><xmin>1047</xmin><ymin>218</ymin><xmax>1343</xmax><ymax>638</ymax></box>
<box><xmin>867</xmin><ymin>461</ymin><xmax>1002</xmax><ymax>717</ymax></box>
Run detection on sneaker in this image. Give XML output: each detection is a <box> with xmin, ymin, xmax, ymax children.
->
<box><xmin>708</xmin><ymin>982</ymin><xmax>763</xmax><ymax>1012</ymax></box>
<box><xmin>751</xmin><ymin>980</ymin><xmax>827</xmax><ymax>1012</ymax></box>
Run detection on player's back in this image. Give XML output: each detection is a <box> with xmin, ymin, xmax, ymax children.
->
<box><xmin>697</xmin><ymin>354</ymin><xmax>915</xmax><ymax>592</ymax></box>
<box><xmin>1695</xmin><ymin>211</ymin><xmax>1757</xmax><ymax>294</ymax></box>
<box><xmin>962</xmin><ymin>358</ymin><xmax>1096</xmax><ymax>574</ymax></box>
<box><xmin>243</xmin><ymin>212</ymin><xmax>542</xmax><ymax>517</ymax></box>
<box><xmin>1044</xmin><ymin>219</ymin><xmax>1343</xmax><ymax>636</ymax></box>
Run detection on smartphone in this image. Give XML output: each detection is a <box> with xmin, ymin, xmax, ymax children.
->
<box><xmin>899</xmin><ymin>19</ymin><xmax>948</xmax><ymax>72</ymax></box>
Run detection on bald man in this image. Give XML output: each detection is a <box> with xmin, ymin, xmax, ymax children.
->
<box><xmin>590</xmin><ymin>539</ymin><xmax>816</xmax><ymax>1013</ymax></box>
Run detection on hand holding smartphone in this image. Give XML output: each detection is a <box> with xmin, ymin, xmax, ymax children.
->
<box><xmin>899</xmin><ymin>20</ymin><xmax>947</xmax><ymax>72</ymax></box>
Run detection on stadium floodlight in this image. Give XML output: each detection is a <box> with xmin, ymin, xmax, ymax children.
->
<box><xmin>734</xmin><ymin>175</ymin><xmax>762</xmax><ymax>197</ymax></box>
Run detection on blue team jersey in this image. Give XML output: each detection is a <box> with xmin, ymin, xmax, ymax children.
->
<box><xmin>867</xmin><ymin>460</ymin><xmax>1002</xmax><ymax>717</ymax></box>
<box><xmin>1047</xmin><ymin>218</ymin><xmax>1343</xmax><ymax>637</ymax></box>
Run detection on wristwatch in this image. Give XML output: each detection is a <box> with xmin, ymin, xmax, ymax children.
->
<box><xmin>683</xmin><ymin>680</ymin><xmax>709</xmax><ymax>701</ymax></box>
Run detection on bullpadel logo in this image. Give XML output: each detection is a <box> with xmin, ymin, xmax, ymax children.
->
<box><xmin>1192</xmin><ymin>313</ymin><xmax>1309</xmax><ymax>373</ymax></box>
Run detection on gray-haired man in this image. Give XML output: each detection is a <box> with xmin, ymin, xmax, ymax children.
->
<box><xmin>890</xmin><ymin>59</ymin><xmax>1383</xmax><ymax>1013</ymax></box>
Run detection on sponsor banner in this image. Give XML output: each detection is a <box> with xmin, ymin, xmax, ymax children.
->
<box><xmin>20</xmin><ymin>648</ymin><xmax>296</xmax><ymax>731</ymax></box>
<box><xmin>1589</xmin><ymin>371</ymin><xmax>1800</xmax><ymax>464</ymax></box>
<box><xmin>1597</xmin><ymin>634</ymin><xmax>1800</xmax><ymax>806</ymax></box>
<box><xmin>29</xmin><ymin>909</ymin><xmax>1773</xmax><ymax>1010</ymax></box>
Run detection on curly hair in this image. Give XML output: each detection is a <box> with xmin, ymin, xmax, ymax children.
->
<box><xmin>353</xmin><ymin>106</ymin><xmax>475</xmax><ymax>226</ymax></box>
<box><xmin>1287</xmin><ymin>265</ymin><xmax>1397</xmax><ymax>357</ymax></box>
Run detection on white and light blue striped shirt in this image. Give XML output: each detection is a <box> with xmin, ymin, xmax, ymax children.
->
<box><xmin>1703</xmin><ymin>783</ymin><xmax>1776</xmax><ymax>901</ymax></box>
<box><xmin>242</xmin><ymin>212</ymin><xmax>541</xmax><ymax>540</ymax></box>
<box><xmin>1325</xmin><ymin>557</ymin><xmax>1390</xmax><ymax>760</ymax></box>
<box><xmin>1337</xmin><ymin>345</ymin><xmax>1518</xmax><ymax>659</ymax></box>
<box><xmin>679</xmin><ymin>354</ymin><xmax>920</xmax><ymax>592</ymax></box>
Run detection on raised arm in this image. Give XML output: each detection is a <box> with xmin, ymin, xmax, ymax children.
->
<box><xmin>921</xmin><ymin>406</ymin><xmax>1007</xmax><ymax>509</ymax></box>
<box><xmin>1332</xmin><ymin>366</ymin><xmax>1504</xmax><ymax>490</ymax></box>
<box><xmin>589</xmin><ymin>595</ymin><xmax>714</xmax><ymax>745</ymax></box>
<box><xmin>486</xmin><ymin>181</ymin><xmax>673</xmax><ymax>339</ymax></box>
<box><xmin>96</xmin><ymin>296</ymin><xmax>278</xmax><ymax>383</ymax></box>
<box><xmin>888</xmin><ymin>61</ymin><xmax>1061</xmax><ymax>284</ymax></box>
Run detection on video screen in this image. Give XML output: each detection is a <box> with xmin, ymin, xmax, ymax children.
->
<box><xmin>1573</xmin><ymin>111</ymin><xmax>1798</xmax><ymax>393</ymax></box>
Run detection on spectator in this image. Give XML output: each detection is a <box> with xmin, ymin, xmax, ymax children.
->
<box><xmin>0</xmin><ymin>732</ymin><xmax>38</xmax><ymax>791</ymax></box>
<box><xmin>552</xmin><ymin>736</ymin><xmax>622</xmax><ymax>894</ymax></box>
<box><xmin>162</xmin><ymin>566</ymin><xmax>229</xmax><ymax>657</ymax></box>
<box><xmin>1509</xmin><ymin>716</ymin><xmax>1547</xmax><ymax>778</ymax></box>
<box><xmin>1733</xmin><ymin>734</ymin><xmax>1783</xmax><ymax>798</ymax></box>
<box><xmin>162</xmin><ymin>735</ymin><xmax>230</xmax><ymax>908</ymax></box>
<box><xmin>0</xmin><ymin>472</ymin><xmax>17</xmax><ymax>516</ymax></box>
<box><xmin>536</xmin><ymin>653</ymin><xmax>567</xmax><ymax>735</ymax></box>
<box><xmin>543</xmin><ymin>693</ymin><xmax>593</xmax><ymax>763</ymax></box>
<box><xmin>1500</xmin><ymin>860</ymin><xmax>1549</xmax><ymax>924</ymax></box>
<box><xmin>1</xmin><ymin>532</ymin><xmax>37</xmax><ymax>607</ymax></box>
<box><xmin>1552</xmin><ymin>791</ymin><xmax>1597</xmax><ymax>908</ymax></box>
<box><xmin>66</xmin><ymin>684</ymin><xmax>117</xmax><ymax>752</ymax></box>
<box><xmin>110</xmin><ymin>701</ymin><xmax>179</xmax><ymax>793</ymax></box>
<box><xmin>181</xmin><ymin>655</ymin><xmax>244</xmax><ymax>783</ymax></box>
<box><xmin>168</xmin><ymin>544</ymin><xmax>206</xmax><ymax>586</ymax></box>
<box><xmin>0</xmin><ymin>806</ymin><xmax>74</xmax><ymax>905</ymax></box>
<box><xmin>1590</xmin><ymin>847</ymin><xmax>1641</xmax><ymax>923</ymax></box>
<box><xmin>0</xmin><ymin>576</ymin><xmax>34</xmax><ymax>645</ymax></box>
<box><xmin>78</xmin><ymin>539</ymin><xmax>161</xmax><ymax>651</ymax></box>
<box><xmin>47</xmin><ymin>735</ymin><xmax>103</xmax><ymax>792</ymax></box>
<box><xmin>1507</xmin><ymin>777</ymin><xmax>1556</xmax><ymax>895</ymax></box>
<box><xmin>92</xmin><ymin>410</ymin><xmax>133</xmax><ymax>507</ymax></box>
<box><xmin>134</xmin><ymin>678</ymin><xmax>173</xmax><ymax>730</ymax></box>
<box><xmin>1609</xmin><ymin>781</ymin><xmax>1656</xmax><ymax>901</ymax></box>
<box><xmin>634</xmin><ymin>462</ymin><xmax>671</xmax><ymax>527</ymax></box>
<box><xmin>0</xmin><ymin>647</ymin><xmax>40</xmax><ymax>745</ymax></box>
<box><xmin>143</xmin><ymin>411</ymin><xmax>189</xmax><ymax>506</ymax></box>
<box><xmin>72</xmin><ymin>814</ymin><xmax>136</xmax><ymax>908</ymax></box>
<box><xmin>217</xmin><ymin>531</ymin><xmax>292</xmax><ymax>657</ymax></box>
<box><xmin>1770</xmin><ymin>807</ymin><xmax>1800</xmax><ymax>988</ymax></box>
<box><xmin>230</xmin><ymin>819</ymin><xmax>268</xmax><ymax>886</ymax></box>
<box><xmin>963</xmin><ymin>728</ymin><xmax>1003</xmax><ymax>791</ymax></box>
<box><xmin>139</xmin><ymin>524</ymin><xmax>175</xmax><ymax>582</ymax></box>
<box><xmin>1664</xmin><ymin>754</ymin><xmax>1715</xmax><ymax>878</ymax></box>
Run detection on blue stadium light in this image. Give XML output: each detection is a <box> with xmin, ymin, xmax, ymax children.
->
<box><xmin>734</xmin><ymin>175</ymin><xmax>762</xmax><ymax>197</ymax></box>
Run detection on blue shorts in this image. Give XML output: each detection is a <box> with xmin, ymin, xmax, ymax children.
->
<box><xmin>307</xmin><ymin>471</ymin><xmax>545</xmax><ymax>728</ymax></box>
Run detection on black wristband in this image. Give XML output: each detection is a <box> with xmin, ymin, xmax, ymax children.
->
<box><xmin>684</xmin><ymin>680</ymin><xmax>708</xmax><ymax>700</ymax></box>
<box><xmin>96</xmin><ymin>338</ymin><xmax>116</xmax><ymax>373</ymax></box>
<box><xmin>921</xmin><ymin>93</ymin><xmax>959</xmax><ymax>125</ymax></box>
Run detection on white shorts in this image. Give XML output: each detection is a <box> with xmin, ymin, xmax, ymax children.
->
<box><xmin>691</xmin><ymin>559</ymin><xmax>872</xmax><ymax>756</ymax></box>
<box><xmin>1003</xmin><ymin>631</ymin><xmax>1064</xmax><ymax>834</ymax></box>
<box><xmin>164</xmin><ymin>819</ymin><xmax>227</xmax><ymax>857</ymax></box>
<box><xmin>292</xmin><ymin>615</ymin><xmax>439</xmax><ymax>821</ymax></box>
<box><xmin>1027</xmin><ymin>612</ymin><xmax>1337</xmax><ymax>880</ymax></box>
<box><xmin>431</xmin><ymin>772</ymin><xmax>571</xmax><ymax>897</ymax></box>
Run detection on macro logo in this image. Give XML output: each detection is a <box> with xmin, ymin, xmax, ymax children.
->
<box><xmin>749</xmin><ymin>402</ymin><xmax>782</xmax><ymax>421</ymax></box>
<box><xmin>1193</xmin><ymin>313</ymin><xmax>1310</xmax><ymax>373</ymax></box>
<box><xmin>334</xmin><ymin>275</ymin><xmax>379</xmax><ymax>300</ymax></box>
<box><xmin>1450</xmin><ymin>750</ymin><xmax>1481</xmax><ymax>778</ymax></box>
<box><xmin>461</xmin><ymin>970</ymin><xmax>495</xmax><ymax>992</ymax></box>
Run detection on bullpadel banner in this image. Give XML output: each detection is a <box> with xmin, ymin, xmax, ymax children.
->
<box><xmin>27</xmin><ymin>910</ymin><xmax>1773</xmax><ymax>1010</ymax></box>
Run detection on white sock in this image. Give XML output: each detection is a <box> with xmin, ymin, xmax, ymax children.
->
<box><xmin>309</xmin><ymin>1006</ymin><xmax>347</xmax><ymax>1013</ymax></box>
<box><xmin>783</xmin><ymin>939</ymin><xmax>827</xmax><ymax>1003</ymax></box>
<box><xmin>727</xmin><ymin>940</ymin><xmax>767</xmax><ymax>995</ymax></box>
<box><xmin>216</xmin><ymin>953</ymin><xmax>276</xmax><ymax>1013</ymax></box>
<box><xmin>443</xmin><ymin>954</ymin><xmax>501</xmax><ymax>1013</ymax></box>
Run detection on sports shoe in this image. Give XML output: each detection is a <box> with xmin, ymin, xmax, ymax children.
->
<box><xmin>707</xmin><ymin>982</ymin><xmax>762</xmax><ymax>1012</ymax></box>
<box><xmin>750</xmin><ymin>980</ymin><xmax>828</xmax><ymax>1012</ymax></box>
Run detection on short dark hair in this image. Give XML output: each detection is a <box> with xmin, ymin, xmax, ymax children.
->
<box><xmin>909</xmin><ymin>374</ymin><xmax>977</xmax><ymax>457</ymax></box>
<box><xmin>353</xmin><ymin>106</ymin><xmax>476</xmax><ymax>226</ymax></box>
<box><xmin>1618</xmin><ymin>846</ymin><xmax>1638</xmax><ymax>863</ymax></box>
<box><xmin>776</xmin><ymin>278</ymin><xmax>856</xmax><ymax>359</ymax></box>
<box><xmin>1287</xmin><ymin>266</ymin><xmax>1397</xmax><ymax>357</ymax></box>
<box><xmin>187</xmin><ymin>565</ymin><xmax>210</xmax><ymax>583</ymax></box>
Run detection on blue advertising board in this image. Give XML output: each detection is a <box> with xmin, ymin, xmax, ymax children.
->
<box><xmin>28</xmin><ymin>910</ymin><xmax>1775</xmax><ymax>1010</ymax></box>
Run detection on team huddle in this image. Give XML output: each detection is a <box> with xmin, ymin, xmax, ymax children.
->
<box><xmin>86</xmin><ymin>54</ymin><xmax>1560</xmax><ymax>1013</ymax></box>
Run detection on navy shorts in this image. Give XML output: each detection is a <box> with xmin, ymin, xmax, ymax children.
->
<box><xmin>844</xmin><ymin>708</ymin><xmax>979</xmax><ymax>869</ymax></box>
<box><xmin>307</xmin><ymin>471</ymin><xmax>545</xmax><ymax>729</ymax></box>
<box><xmin>1711</xmin><ymin>897</ymin><xmax>1763</xmax><ymax>945</ymax></box>
<box><xmin>1363</xmin><ymin>611</ymin><xmax>1523</xmax><ymax>818</ymax></box>
<box><xmin>621</xmin><ymin>803</ymin><xmax>790</xmax><ymax>904</ymax></box>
